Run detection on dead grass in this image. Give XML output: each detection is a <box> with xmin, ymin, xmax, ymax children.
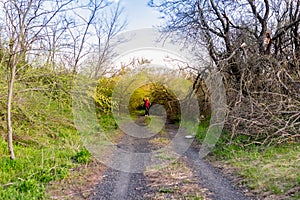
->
<box><xmin>46</xmin><ymin>159</ymin><xmax>106</xmax><ymax>200</ymax></box>
<box><xmin>149</xmin><ymin>137</ymin><xmax>170</xmax><ymax>147</ymax></box>
<box><xmin>144</xmin><ymin>158</ymin><xmax>210</xmax><ymax>200</ymax></box>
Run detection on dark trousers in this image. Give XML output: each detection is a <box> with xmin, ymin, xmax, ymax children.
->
<box><xmin>145</xmin><ymin>107</ymin><xmax>149</xmax><ymax>116</ymax></box>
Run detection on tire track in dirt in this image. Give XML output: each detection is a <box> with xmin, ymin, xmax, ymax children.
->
<box><xmin>92</xmin><ymin>116</ymin><xmax>255</xmax><ymax>200</ymax></box>
<box><xmin>92</xmin><ymin>118</ymin><xmax>151</xmax><ymax>199</ymax></box>
<box><xmin>183</xmin><ymin>147</ymin><xmax>255</xmax><ymax>200</ymax></box>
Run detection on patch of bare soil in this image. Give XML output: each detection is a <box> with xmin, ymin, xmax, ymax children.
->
<box><xmin>144</xmin><ymin>158</ymin><xmax>210</xmax><ymax>199</ymax></box>
<box><xmin>47</xmin><ymin>160</ymin><xmax>106</xmax><ymax>200</ymax></box>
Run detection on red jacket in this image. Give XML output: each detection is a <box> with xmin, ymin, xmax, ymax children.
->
<box><xmin>144</xmin><ymin>99</ymin><xmax>150</xmax><ymax>108</ymax></box>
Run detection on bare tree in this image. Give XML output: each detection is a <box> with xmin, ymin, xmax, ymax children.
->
<box><xmin>78</xmin><ymin>1</ymin><xmax>127</xmax><ymax>79</ymax></box>
<box><xmin>61</xmin><ymin>0</ymin><xmax>126</xmax><ymax>77</ymax></box>
<box><xmin>149</xmin><ymin>0</ymin><xmax>300</xmax><ymax>62</ymax></box>
<box><xmin>150</xmin><ymin>0</ymin><xmax>300</xmax><ymax>145</ymax></box>
<box><xmin>91</xmin><ymin>1</ymin><xmax>126</xmax><ymax>78</ymax></box>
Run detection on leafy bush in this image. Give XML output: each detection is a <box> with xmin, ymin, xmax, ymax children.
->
<box><xmin>94</xmin><ymin>77</ymin><xmax>119</xmax><ymax>114</ymax></box>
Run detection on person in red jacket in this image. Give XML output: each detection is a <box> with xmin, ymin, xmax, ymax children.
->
<box><xmin>143</xmin><ymin>97</ymin><xmax>151</xmax><ymax>116</ymax></box>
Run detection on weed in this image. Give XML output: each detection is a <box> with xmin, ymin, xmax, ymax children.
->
<box><xmin>149</xmin><ymin>137</ymin><xmax>170</xmax><ymax>146</ymax></box>
<box><xmin>155</xmin><ymin>153</ymin><xmax>176</xmax><ymax>161</ymax></box>
<box><xmin>159</xmin><ymin>188</ymin><xmax>174</xmax><ymax>193</ymax></box>
<box><xmin>72</xmin><ymin>148</ymin><xmax>92</xmax><ymax>164</ymax></box>
<box><xmin>144</xmin><ymin>116</ymin><xmax>151</xmax><ymax>125</ymax></box>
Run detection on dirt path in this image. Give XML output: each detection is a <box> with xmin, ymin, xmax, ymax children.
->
<box><xmin>92</xmin><ymin>116</ymin><xmax>255</xmax><ymax>200</ymax></box>
<box><xmin>92</xmin><ymin>132</ymin><xmax>150</xmax><ymax>199</ymax></box>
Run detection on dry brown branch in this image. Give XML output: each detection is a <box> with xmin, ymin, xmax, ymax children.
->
<box><xmin>224</xmin><ymin>54</ymin><xmax>300</xmax><ymax>145</ymax></box>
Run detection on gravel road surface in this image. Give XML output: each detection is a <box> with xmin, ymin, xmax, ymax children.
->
<box><xmin>92</xmin><ymin>117</ymin><xmax>255</xmax><ymax>200</ymax></box>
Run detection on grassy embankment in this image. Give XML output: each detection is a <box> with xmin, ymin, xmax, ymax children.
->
<box><xmin>196</xmin><ymin>118</ymin><xmax>300</xmax><ymax>199</ymax></box>
<box><xmin>0</xmin><ymin>110</ymin><xmax>119</xmax><ymax>200</ymax></box>
<box><xmin>0</xmin><ymin>94</ymin><xmax>95</xmax><ymax>199</ymax></box>
<box><xmin>0</xmin><ymin>93</ymin><xmax>118</xmax><ymax>199</ymax></box>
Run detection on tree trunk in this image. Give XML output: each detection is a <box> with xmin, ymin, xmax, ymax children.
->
<box><xmin>7</xmin><ymin>64</ymin><xmax>16</xmax><ymax>160</ymax></box>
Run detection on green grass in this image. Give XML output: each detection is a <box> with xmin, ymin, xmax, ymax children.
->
<box><xmin>159</xmin><ymin>188</ymin><xmax>174</xmax><ymax>193</ymax></box>
<box><xmin>72</xmin><ymin>148</ymin><xmax>92</xmax><ymax>164</ymax></box>
<box><xmin>130</xmin><ymin>109</ymin><xmax>145</xmax><ymax>117</ymax></box>
<box><xmin>195</xmin><ymin>117</ymin><xmax>300</xmax><ymax>199</ymax></box>
<box><xmin>0</xmin><ymin>62</ymin><xmax>124</xmax><ymax>199</ymax></box>
<box><xmin>0</xmin><ymin>128</ymin><xmax>82</xmax><ymax>199</ymax></box>
<box><xmin>194</xmin><ymin>118</ymin><xmax>210</xmax><ymax>142</ymax></box>
<box><xmin>155</xmin><ymin>152</ymin><xmax>176</xmax><ymax>161</ymax></box>
<box><xmin>97</xmin><ymin>114</ymin><xmax>118</xmax><ymax>133</ymax></box>
<box><xmin>143</xmin><ymin>115</ymin><xmax>151</xmax><ymax>125</ymax></box>
<box><xmin>0</xmin><ymin>95</ymin><xmax>90</xmax><ymax>199</ymax></box>
<box><xmin>220</xmin><ymin>144</ymin><xmax>300</xmax><ymax>197</ymax></box>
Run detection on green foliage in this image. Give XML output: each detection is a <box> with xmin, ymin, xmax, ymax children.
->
<box><xmin>0</xmin><ymin>66</ymin><xmax>86</xmax><ymax>199</ymax></box>
<box><xmin>195</xmin><ymin>117</ymin><xmax>210</xmax><ymax>142</ymax></box>
<box><xmin>1</xmin><ymin>182</ymin><xmax>44</xmax><ymax>200</ymax></box>
<box><xmin>94</xmin><ymin>77</ymin><xmax>119</xmax><ymax>114</ymax></box>
<box><xmin>150</xmin><ymin>83</ymin><xmax>180</xmax><ymax>121</ymax></box>
<box><xmin>72</xmin><ymin>148</ymin><xmax>92</xmax><ymax>164</ymax></box>
<box><xmin>97</xmin><ymin>114</ymin><xmax>118</xmax><ymax>132</ymax></box>
<box><xmin>159</xmin><ymin>188</ymin><xmax>174</xmax><ymax>193</ymax></box>
<box><xmin>129</xmin><ymin>84</ymin><xmax>152</xmax><ymax>113</ymax></box>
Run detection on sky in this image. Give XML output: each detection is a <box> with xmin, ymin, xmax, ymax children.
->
<box><xmin>114</xmin><ymin>0</ymin><xmax>162</xmax><ymax>30</ymax></box>
<box><xmin>108</xmin><ymin>0</ymin><xmax>194</xmax><ymax>71</ymax></box>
